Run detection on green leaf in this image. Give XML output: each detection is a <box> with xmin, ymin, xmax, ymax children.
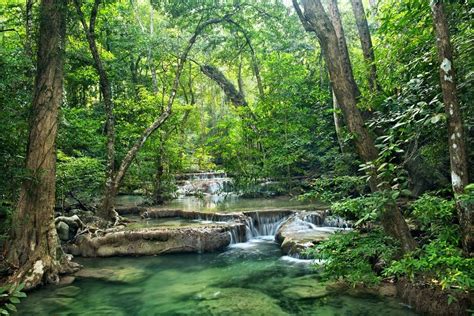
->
<box><xmin>13</xmin><ymin>292</ymin><xmax>26</xmax><ymax>298</ymax></box>
<box><xmin>9</xmin><ymin>297</ymin><xmax>20</xmax><ymax>304</ymax></box>
<box><xmin>5</xmin><ymin>304</ymin><xmax>16</xmax><ymax>312</ymax></box>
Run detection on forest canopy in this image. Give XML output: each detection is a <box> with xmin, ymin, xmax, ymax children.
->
<box><xmin>0</xmin><ymin>0</ymin><xmax>473</xmax><ymax>314</ymax></box>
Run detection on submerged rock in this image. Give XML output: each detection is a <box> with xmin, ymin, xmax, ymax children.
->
<box><xmin>197</xmin><ymin>287</ymin><xmax>288</xmax><ymax>315</ymax></box>
<box><xmin>75</xmin><ymin>267</ymin><xmax>149</xmax><ymax>284</ymax></box>
<box><xmin>42</xmin><ymin>297</ymin><xmax>76</xmax><ymax>309</ymax></box>
<box><xmin>55</xmin><ymin>286</ymin><xmax>81</xmax><ymax>297</ymax></box>
<box><xmin>282</xmin><ymin>285</ymin><xmax>329</xmax><ymax>299</ymax></box>
<box><xmin>282</xmin><ymin>275</ymin><xmax>330</xmax><ymax>299</ymax></box>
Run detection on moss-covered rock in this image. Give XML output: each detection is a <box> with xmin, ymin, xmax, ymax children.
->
<box><xmin>197</xmin><ymin>287</ymin><xmax>289</xmax><ymax>315</ymax></box>
<box><xmin>75</xmin><ymin>267</ymin><xmax>148</xmax><ymax>284</ymax></box>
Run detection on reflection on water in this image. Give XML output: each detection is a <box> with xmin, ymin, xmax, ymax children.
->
<box><xmin>116</xmin><ymin>194</ymin><xmax>326</xmax><ymax>213</ymax></box>
<box><xmin>18</xmin><ymin>237</ymin><xmax>417</xmax><ymax>316</ymax></box>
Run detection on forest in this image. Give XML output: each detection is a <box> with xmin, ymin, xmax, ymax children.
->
<box><xmin>0</xmin><ymin>0</ymin><xmax>473</xmax><ymax>315</ymax></box>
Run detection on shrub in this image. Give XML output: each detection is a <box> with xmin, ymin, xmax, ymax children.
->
<box><xmin>305</xmin><ymin>230</ymin><xmax>399</xmax><ymax>285</ymax></box>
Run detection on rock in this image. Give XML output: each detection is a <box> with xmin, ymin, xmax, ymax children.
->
<box><xmin>42</xmin><ymin>297</ymin><xmax>75</xmax><ymax>309</ymax></box>
<box><xmin>197</xmin><ymin>287</ymin><xmax>288</xmax><ymax>316</ymax></box>
<box><xmin>377</xmin><ymin>284</ymin><xmax>397</xmax><ymax>297</ymax></box>
<box><xmin>282</xmin><ymin>285</ymin><xmax>329</xmax><ymax>299</ymax></box>
<box><xmin>281</xmin><ymin>275</ymin><xmax>329</xmax><ymax>300</ymax></box>
<box><xmin>59</xmin><ymin>276</ymin><xmax>75</xmax><ymax>285</ymax></box>
<box><xmin>75</xmin><ymin>267</ymin><xmax>148</xmax><ymax>284</ymax></box>
<box><xmin>66</xmin><ymin>226</ymin><xmax>233</xmax><ymax>257</ymax></box>
<box><xmin>55</xmin><ymin>286</ymin><xmax>81</xmax><ymax>297</ymax></box>
<box><xmin>56</xmin><ymin>221</ymin><xmax>70</xmax><ymax>241</ymax></box>
<box><xmin>275</xmin><ymin>214</ymin><xmax>341</xmax><ymax>257</ymax></box>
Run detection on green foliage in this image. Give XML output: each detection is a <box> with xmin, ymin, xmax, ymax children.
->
<box><xmin>0</xmin><ymin>283</ymin><xmax>26</xmax><ymax>315</ymax></box>
<box><xmin>410</xmin><ymin>194</ymin><xmax>458</xmax><ymax>243</ymax></box>
<box><xmin>298</xmin><ymin>176</ymin><xmax>367</xmax><ymax>203</ymax></box>
<box><xmin>305</xmin><ymin>230</ymin><xmax>399</xmax><ymax>285</ymax></box>
<box><xmin>56</xmin><ymin>151</ymin><xmax>105</xmax><ymax>204</ymax></box>
<box><xmin>385</xmin><ymin>240</ymin><xmax>474</xmax><ymax>291</ymax></box>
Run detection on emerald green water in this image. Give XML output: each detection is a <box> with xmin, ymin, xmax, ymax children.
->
<box><xmin>18</xmin><ymin>237</ymin><xmax>416</xmax><ymax>315</ymax></box>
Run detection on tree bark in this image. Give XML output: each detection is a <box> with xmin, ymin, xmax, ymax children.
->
<box><xmin>73</xmin><ymin>0</ymin><xmax>116</xmax><ymax>221</ymax></box>
<box><xmin>431</xmin><ymin>1</ymin><xmax>472</xmax><ymax>253</ymax></box>
<box><xmin>350</xmin><ymin>0</ymin><xmax>379</xmax><ymax>92</ymax></box>
<box><xmin>327</xmin><ymin>0</ymin><xmax>360</xmax><ymax>99</ymax></box>
<box><xmin>332</xmin><ymin>89</ymin><xmax>345</xmax><ymax>154</ymax></box>
<box><xmin>293</xmin><ymin>0</ymin><xmax>416</xmax><ymax>253</ymax></box>
<box><xmin>7</xmin><ymin>0</ymin><xmax>72</xmax><ymax>290</ymax></box>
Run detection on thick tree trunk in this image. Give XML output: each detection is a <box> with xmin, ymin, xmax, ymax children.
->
<box><xmin>350</xmin><ymin>0</ymin><xmax>379</xmax><ymax>92</ymax></box>
<box><xmin>7</xmin><ymin>0</ymin><xmax>73</xmax><ymax>290</ymax></box>
<box><xmin>327</xmin><ymin>0</ymin><xmax>359</xmax><ymax>99</ymax></box>
<box><xmin>293</xmin><ymin>0</ymin><xmax>416</xmax><ymax>253</ymax></box>
<box><xmin>431</xmin><ymin>2</ymin><xmax>472</xmax><ymax>253</ymax></box>
<box><xmin>73</xmin><ymin>0</ymin><xmax>116</xmax><ymax>221</ymax></box>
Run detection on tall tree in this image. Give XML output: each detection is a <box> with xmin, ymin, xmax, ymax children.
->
<box><xmin>7</xmin><ymin>0</ymin><xmax>74</xmax><ymax>289</ymax></box>
<box><xmin>73</xmin><ymin>0</ymin><xmax>116</xmax><ymax>220</ymax></box>
<box><xmin>350</xmin><ymin>0</ymin><xmax>379</xmax><ymax>92</ymax></box>
<box><xmin>74</xmin><ymin>0</ymin><xmax>227</xmax><ymax>220</ymax></box>
<box><xmin>431</xmin><ymin>1</ymin><xmax>472</xmax><ymax>253</ymax></box>
<box><xmin>292</xmin><ymin>0</ymin><xmax>416</xmax><ymax>253</ymax></box>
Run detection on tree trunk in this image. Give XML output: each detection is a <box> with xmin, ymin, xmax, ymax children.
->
<box><xmin>431</xmin><ymin>1</ymin><xmax>472</xmax><ymax>253</ymax></box>
<box><xmin>332</xmin><ymin>89</ymin><xmax>344</xmax><ymax>154</ymax></box>
<box><xmin>73</xmin><ymin>0</ymin><xmax>116</xmax><ymax>221</ymax></box>
<box><xmin>153</xmin><ymin>140</ymin><xmax>165</xmax><ymax>205</ymax></box>
<box><xmin>350</xmin><ymin>0</ymin><xmax>379</xmax><ymax>92</ymax></box>
<box><xmin>112</xmin><ymin>18</ymin><xmax>226</xmax><ymax>195</ymax></box>
<box><xmin>7</xmin><ymin>0</ymin><xmax>70</xmax><ymax>290</ymax></box>
<box><xmin>327</xmin><ymin>0</ymin><xmax>360</xmax><ymax>99</ymax></box>
<box><xmin>293</xmin><ymin>0</ymin><xmax>416</xmax><ymax>253</ymax></box>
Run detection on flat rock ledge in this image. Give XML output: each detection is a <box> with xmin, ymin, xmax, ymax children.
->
<box><xmin>65</xmin><ymin>224</ymin><xmax>245</xmax><ymax>257</ymax></box>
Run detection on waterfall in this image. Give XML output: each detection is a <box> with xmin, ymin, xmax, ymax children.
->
<box><xmin>176</xmin><ymin>172</ymin><xmax>233</xmax><ymax>196</ymax></box>
<box><xmin>243</xmin><ymin>212</ymin><xmax>291</xmax><ymax>239</ymax></box>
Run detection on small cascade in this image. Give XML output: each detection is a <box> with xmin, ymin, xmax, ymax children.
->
<box><xmin>322</xmin><ymin>215</ymin><xmax>352</xmax><ymax>229</ymax></box>
<box><xmin>176</xmin><ymin>172</ymin><xmax>233</xmax><ymax>196</ymax></box>
<box><xmin>243</xmin><ymin>211</ymin><xmax>292</xmax><ymax>239</ymax></box>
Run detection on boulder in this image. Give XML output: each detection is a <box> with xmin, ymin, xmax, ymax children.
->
<box><xmin>56</xmin><ymin>221</ymin><xmax>70</xmax><ymax>241</ymax></box>
<box><xmin>276</xmin><ymin>214</ymin><xmax>338</xmax><ymax>256</ymax></box>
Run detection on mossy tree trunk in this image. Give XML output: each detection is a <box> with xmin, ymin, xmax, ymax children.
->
<box><xmin>7</xmin><ymin>0</ymin><xmax>71</xmax><ymax>290</ymax></box>
<box><xmin>293</xmin><ymin>0</ymin><xmax>416</xmax><ymax>253</ymax></box>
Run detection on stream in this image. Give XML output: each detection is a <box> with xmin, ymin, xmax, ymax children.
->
<box><xmin>17</xmin><ymin>174</ymin><xmax>417</xmax><ymax>315</ymax></box>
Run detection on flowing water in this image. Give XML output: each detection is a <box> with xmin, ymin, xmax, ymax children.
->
<box><xmin>18</xmin><ymin>174</ymin><xmax>417</xmax><ymax>315</ymax></box>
